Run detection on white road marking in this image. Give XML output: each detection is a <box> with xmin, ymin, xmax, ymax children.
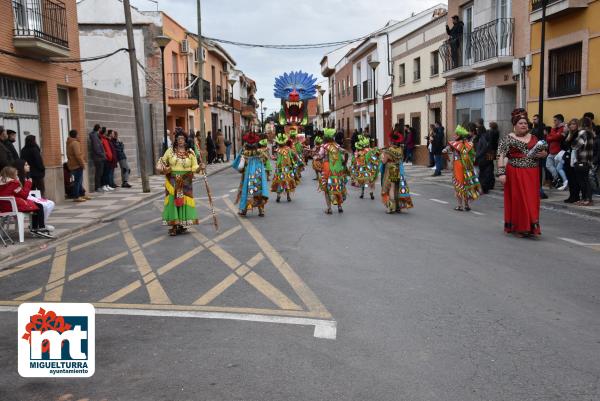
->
<box><xmin>558</xmin><ymin>237</ymin><xmax>600</xmax><ymax>247</ymax></box>
<box><xmin>471</xmin><ymin>211</ymin><xmax>485</xmax><ymax>216</ymax></box>
<box><xmin>411</xmin><ymin>192</ymin><xmax>420</xmax><ymax>196</ymax></box>
<box><xmin>429</xmin><ymin>198</ymin><xmax>449</xmax><ymax>204</ymax></box>
<box><xmin>0</xmin><ymin>306</ymin><xmax>337</xmax><ymax>340</ymax></box>
<box><xmin>229</xmin><ymin>189</ymin><xmax>238</xmax><ymax>193</ymax></box>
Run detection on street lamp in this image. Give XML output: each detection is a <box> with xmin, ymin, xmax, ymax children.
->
<box><xmin>368</xmin><ymin>59</ymin><xmax>380</xmax><ymax>144</ymax></box>
<box><xmin>262</xmin><ymin>107</ymin><xmax>267</xmax><ymax>133</ymax></box>
<box><xmin>155</xmin><ymin>35</ymin><xmax>171</xmax><ymax>153</ymax></box>
<box><xmin>259</xmin><ymin>97</ymin><xmax>265</xmax><ymax>133</ymax></box>
<box><xmin>228</xmin><ymin>77</ymin><xmax>237</xmax><ymax>155</ymax></box>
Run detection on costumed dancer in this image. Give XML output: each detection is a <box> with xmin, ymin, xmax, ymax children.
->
<box><xmin>232</xmin><ymin>132</ymin><xmax>269</xmax><ymax>217</ymax></box>
<box><xmin>289</xmin><ymin>130</ymin><xmax>305</xmax><ymax>183</ymax></box>
<box><xmin>443</xmin><ymin>125</ymin><xmax>481</xmax><ymax>211</ymax></box>
<box><xmin>497</xmin><ymin>108</ymin><xmax>547</xmax><ymax>237</ymax></box>
<box><xmin>258</xmin><ymin>137</ymin><xmax>272</xmax><ymax>181</ymax></box>
<box><xmin>271</xmin><ymin>132</ymin><xmax>298</xmax><ymax>202</ymax></box>
<box><xmin>312</xmin><ymin>135</ymin><xmax>323</xmax><ymax>182</ymax></box>
<box><xmin>316</xmin><ymin>128</ymin><xmax>348</xmax><ymax>214</ymax></box>
<box><xmin>158</xmin><ymin>130</ymin><xmax>203</xmax><ymax>236</ymax></box>
<box><xmin>351</xmin><ymin>134</ymin><xmax>380</xmax><ymax>200</ymax></box>
<box><xmin>380</xmin><ymin>130</ymin><xmax>413</xmax><ymax>213</ymax></box>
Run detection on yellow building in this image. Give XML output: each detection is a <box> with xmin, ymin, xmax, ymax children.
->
<box><xmin>527</xmin><ymin>0</ymin><xmax>600</xmax><ymax>122</ymax></box>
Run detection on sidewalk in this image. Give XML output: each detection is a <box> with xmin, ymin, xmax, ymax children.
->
<box><xmin>0</xmin><ymin>163</ymin><xmax>230</xmax><ymax>263</ymax></box>
<box><xmin>404</xmin><ymin>163</ymin><xmax>600</xmax><ymax>218</ymax></box>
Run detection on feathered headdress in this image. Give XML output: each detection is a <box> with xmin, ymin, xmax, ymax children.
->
<box><xmin>455</xmin><ymin>125</ymin><xmax>469</xmax><ymax>138</ymax></box>
<box><xmin>323</xmin><ymin>128</ymin><xmax>336</xmax><ymax>139</ymax></box>
<box><xmin>356</xmin><ymin>135</ymin><xmax>370</xmax><ymax>150</ymax></box>
<box><xmin>274</xmin><ymin>132</ymin><xmax>289</xmax><ymax>145</ymax></box>
<box><xmin>242</xmin><ymin>131</ymin><xmax>260</xmax><ymax>144</ymax></box>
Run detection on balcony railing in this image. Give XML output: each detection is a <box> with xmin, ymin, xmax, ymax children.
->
<box><xmin>12</xmin><ymin>0</ymin><xmax>68</xmax><ymax>48</ymax></box>
<box><xmin>531</xmin><ymin>0</ymin><xmax>560</xmax><ymax>11</ymax></box>
<box><xmin>168</xmin><ymin>73</ymin><xmax>199</xmax><ymax>99</ymax></box>
<box><xmin>213</xmin><ymin>85</ymin><xmax>222</xmax><ymax>103</ymax></box>
<box><xmin>439</xmin><ymin>18</ymin><xmax>513</xmax><ymax>73</ymax></box>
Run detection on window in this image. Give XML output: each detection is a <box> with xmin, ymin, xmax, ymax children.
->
<box><xmin>337</xmin><ymin>81</ymin><xmax>341</xmax><ymax>99</ymax></box>
<box><xmin>398</xmin><ymin>63</ymin><xmax>405</xmax><ymax>86</ymax></box>
<box><xmin>346</xmin><ymin>77</ymin><xmax>350</xmax><ymax>97</ymax></box>
<box><xmin>413</xmin><ymin>57</ymin><xmax>421</xmax><ymax>81</ymax></box>
<box><xmin>549</xmin><ymin>42</ymin><xmax>582</xmax><ymax>98</ymax></box>
<box><xmin>430</xmin><ymin>51</ymin><xmax>439</xmax><ymax>76</ymax></box>
<box><xmin>0</xmin><ymin>76</ymin><xmax>37</xmax><ymax>101</ymax></box>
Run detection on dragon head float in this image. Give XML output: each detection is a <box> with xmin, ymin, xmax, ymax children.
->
<box><xmin>274</xmin><ymin>71</ymin><xmax>317</xmax><ymax>126</ymax></box>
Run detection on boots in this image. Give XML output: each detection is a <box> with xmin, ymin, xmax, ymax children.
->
<box><xmin>360</xmin><ymin>187</ymin><xmax>365</xmax><ymax>199</ymax></box>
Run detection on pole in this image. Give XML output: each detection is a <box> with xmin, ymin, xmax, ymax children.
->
<box><xmin>231</xmin><ymin>83</ymin><xmax>236</xmax><ymax>155</ymax></box>
<box><xmin>123</xmin><ymin>0</ymin><xmax>150</xmax><ymax>192</ymax></box>
<box><xmin>372</xmin><ymin>66</ymin><xmax>377</xmax><ymax>143</ymax></box>
<box><xmin>160</xmin><ymin>46</ymin><xmax>168</xmax><ymax>154</ymax></box>
<box><xmin>538</xmin><ymin>0</ymin><xmax>547</xmax><ymax>127</ymax></box>
<box><xmin>197</xmin><ymin>0</ymin><xmax>206</xmax><ymax>164</ymax></box>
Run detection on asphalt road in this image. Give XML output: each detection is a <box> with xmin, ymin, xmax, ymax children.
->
<box><xmin>1</xmin><ymin>166</ymin><xmax>599</xmax><ymax>401</ymax></box>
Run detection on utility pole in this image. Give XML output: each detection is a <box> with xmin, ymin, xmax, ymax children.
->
<box><xmin>197</xmin><ymin>0</ymin><xmax>207</xmax><ymax>164</ymax></box>
<box><xmin>123</xmin><ymin>0</ymin><xmax>150</xmax><ymax>192</ymax></box>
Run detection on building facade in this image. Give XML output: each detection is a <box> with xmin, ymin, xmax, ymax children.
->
<box><xmin>441</xmin><ymin>0</ymin><xmax>528</xmax><ymax>135</ymax></box>
<box><xmin>391</xmin><ymin>10</ymin><xmax>448</xmax><ymax>162</ymax></box>
<box><xmin>2</xmin><ymin>0</ymin><xmax>85</xmax><ymax>202</ymax></box>
<box><xmin>527</xmin><ymin>0</ymin><xmax>600</xmax><ymax>123</ymax></box>
<box><xmin>334</xmin><ymin>58</ymin><xmax>354</xmax><ymax>146</ymax></box>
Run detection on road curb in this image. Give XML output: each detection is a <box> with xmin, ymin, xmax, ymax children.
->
<box><xmin>0</xmin><ymin>164</ymin><xmax>230</xmax><ymax>265</ymax></box>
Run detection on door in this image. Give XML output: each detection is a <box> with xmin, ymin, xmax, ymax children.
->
<box><xmin>57</xmin><ymin>88</ymin><xmax>70</xmax><ymax>163</ymax></box>
<box><xmin>462</xmin><ymin>5</ymin><xmax>474</xmax><ymax>65</ymax></box>
<box><xmin>211</xmin><ymin>113</ymin><xmax>218</xmax><ymax>138</ymax></box>
<box><xmin>411</xmin><ymin>116</ymin><xmax>421</xmax><ymax>145</ymax></box>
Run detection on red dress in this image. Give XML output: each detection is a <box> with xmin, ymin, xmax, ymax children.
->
<box><xmin>498</xmin><ymin>135</ymin><xmax>544</xmax><ymax>236</ymax></box>
<box><xmin>0</xmin><ymin>179</ymin><xmax>38</xmax><ymax>213</ymax></box>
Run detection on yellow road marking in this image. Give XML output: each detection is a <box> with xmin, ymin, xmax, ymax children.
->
<box><xmin>14</xmin><ymin>287</ymin><xmax>43</xmax><ymax>301</ymax></box>
<box><xmin>68</xmin><ymin>252</ymin><xmax>129</xmax><ymax>281</ymax></box>
<box><xmin>246</xmin><ymin>252</ymin><xmax>264</xmax><ymax>268</ymax></box>
<box><xmin>193</xmin><ymin>274</ymin><xmax>238</xmax><ymax>305</ymax></box>
<box><xmin>100</xmin><ymin>280</ymin><xmax>142</xmax><ymax>303</ymax></box>
<box><xmin>119</xmin><ymin>220</ymin><xmax>171</xmax><ymax>305</ymax></box>
<box><xmin>141</xmin><ymin>237</ymin><xmax>165</xmax><ymax>248</ymax></box>
<box><xmin>223</xmin><ymin>197</ymin><xmax>331</xmax><ymax>318</ymax></box>
<box><xmin>212</xmin><ymin>225</ymin><xmax>242</xmax><ymax>243</ymax></box>
<box><xmin>0</xmin><ymin>255</ymin><xmax>52</xmax><ymax>279</ymax></box>
<box><xmin>70</xmin><ymin>232</ymin><xmax>119</xmax><ymax>252</ymax></box>
<box><xmin>44</xmin><ymin>243</ymin><xmax>69</xmax><ymax>301</ymax></box>
<box><xmin>244</xmin><ymin>272</ymin><xmax>302</xmax><ymax>310</ymax></box>
<box><xmin>156</xmin><ymin>247</ymin><xmax>204</xmax><ymax>276</ymax></box>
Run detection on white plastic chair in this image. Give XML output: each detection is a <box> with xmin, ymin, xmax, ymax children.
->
<box><xmin>0</xmin><ymin>196</ymin><xmax>27</xmax><ymax>243</ymax></box>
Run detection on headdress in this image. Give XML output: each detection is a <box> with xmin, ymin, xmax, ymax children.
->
<box><xmin>258</xmin><ymin>138</ymin><xmax>268</xmax><ymax>147</ymax></box>
<box><xmin>314</xmin><ymin>136</ymin><xmax>323</xmax><ymax>145</ymax></box>
<box><xmin>455</xmin><ymin>125</ymin><xmax>469</xmax><ymax>138</ymax></box>
<box><xmin>242</xmin><ymin>131</ymin><xmax>260</xmax><ymax>145</ymax></box>
<box><xmin>323</xmin><ymin>128</ymin><xmax>336</xmax><ymax>139</ymax></box>
<box><xmin>511</xmin><ymin>108</ymin><xmax>529</xmax><ymax>126</ymax></box>
<box><xmin>274</xmin><ymin>132</ymin><xmax>289</xmax><ymax>145</ymax></box>
<box><xmin>388</xmin><ymin>130</ymin><xmax>403</xmax><ymax>144</ymax></box>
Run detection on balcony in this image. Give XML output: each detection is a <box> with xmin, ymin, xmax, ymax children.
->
<box><xmin>213</xmin><ymin>85</ymin><xmax>223</xmax><ymax>103</ymax></box>
<box><xmin>530</xmin><ymin>0</ymin><xmax>588</xmax><ymax>22</ymax></box>
<box><xmin>241</xmin><ymin>104</ymin><xmax>257</xmax><ymax>118</ymax></box>
<box><xmin>168</xmin><ymin>73</ymin><xmax>199</xmax><ymax>100</ymax></box>
<box><xmin>12</xmin><ymin>0</ymin><xmax>69</xmax><ymax>57</ymax></box>
<box><xmin>440</xmin><ymin>18</ymin><xmax>514</xmax><ymax>78</ymax></box>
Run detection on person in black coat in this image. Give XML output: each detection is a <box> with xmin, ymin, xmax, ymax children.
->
<box><xmin>446</xmin><ymin>15</ymin><xmax>464</xmax><ymax>69</ymax></box>
<box><xmin>0</xmin><ymin>126</ymin><xmax>13</xmax><ymax>171</ymax></box>
<box><xmin>20</xmin><ymin>135</ymin><xmax>46</xmax><ymax>195</ymax></box>
<box><xmin>432</xmin><ymin>122</ymin><xmax>445</xmax><ymax>176</ymax></box>
<box><xmin>206</xmin><ymin>131</ymin><xmax>216</xmax><ymax>164</ymax></box>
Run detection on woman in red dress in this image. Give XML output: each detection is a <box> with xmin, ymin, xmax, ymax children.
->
<box><xmin>497</xmin><ymin>109</ymin><xmax>548</xmax><ymax>237</ymax></box>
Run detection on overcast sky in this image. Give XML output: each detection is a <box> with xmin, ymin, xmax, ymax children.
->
<box><xmin>130</xmin><ymin>0</ymin><xmax>444</xmax><ymax>113</ymax></box>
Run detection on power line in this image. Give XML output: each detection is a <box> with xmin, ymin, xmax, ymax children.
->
<box><xmin>202</xmin><ymin>34</ymin><xmax>370</xmax><ymax>50</ymax></box>
<box><xmin>0</xmin><ymin>48</ymin><xmax>130</xmax><ymax>64</ymax></box>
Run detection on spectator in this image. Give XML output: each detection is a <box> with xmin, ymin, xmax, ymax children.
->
<box><xmin>403</xmin><ymin>125</ymin><xmax>415</xmax><ymax>163</ymax></box>
<box><xmin>546</xmin><ymin>114</ymin><xmax>568</xmax><ymax>189</ymax></box>
<box><xmin>583</xmin><ymin>112</ymin><xmax>599</xmax><ymax>195</ymax></box>
<box><xmin>206</xmin><ymin>131</ymin><xmax>216</xmax><ymax>163</ymax></box>
<box><xmin>100</xmin><ymin>128</ymin><xmax>115</xmax><ymax>191</ymax></box>
<box><xmin>215</xmin><ymin>129</ymin><xmax>226</xmax><ymax>163</ymax></box>
<box><xmin>225</xmin><ymin>136</ymin><xmax>232</xmax><ymax>162</ymax></box>
<box><xmin>563</xmin><ymin>119</ymin><xmax>580</xmax><ymax>203</ymax></box>
<box><xmin>0</xmin><ymin>166</ymin><xmax>53</xmax><ymax>238</ymax></box>
<box><xmin>432</xmin><ymin>121</ymin><xmax>445</xmax><ymax>176</ymax></box>
<box><xmin>112</xmin><ymin>131</ymin><xmax>131</xmax><ymax>188</ymax></box>
<box><xmin>351</xmin><ymin>129</ymin><xmax>360</xmax><ymax>152</ymax></box>
<box><xmin>427</xmin><ymin>124</ymin><xmax>435</xmax><ymax>167</ymax></box>
<box><xmin>479</xmin><ymin>122</ymin><xmax>499</xmax><ymax>193</ymax></box>
<box><xmin>20</xmin><ymin>135</ymin><xmax>46</xmax><ymax>196</ymax></box>
<box><xmin>446</xmin><ymin>15</ymin><xmax>464</xmax><ymax>69</ymax></box>
<box><xmin>107</xmin><ymin>130</ymin><xmax>119</xmax><ymax>188</ymax></box>
<box><xmin>3</xmin><ymin>129</ymin><xmax>26</xmax><ymax>183</ymax></box>
<box><xmin>476</xmin><ymin>118</ymin><xmax>486</xmax><ymax>137</ymax></box>
<box><xmin>335</xmin><ymin>129</ymin><xmax>344</xmax><ymax>147</ymax></box>
<box><xmin>66</xmin><ymin>129</ymin><xmax>87</xmax><ymax>202</ymax></box>
<box><xmin>572</xmin><ymin>117</ymin><xmax>595</xmax><ymax>206</ymax></box>
<box><xmin>0</xmin><ymin>126</ymin><xmax>14</xmax><ymax>171</ymax></box>
<box><xmin>88</xmin><ymin>124</ymin><xmax>106</xmax><ymax>192</ymax></box>
<box><xmin>531</xmin><ymin>114</ymin><xmax>548</xmax><ymax>199</ymax></box>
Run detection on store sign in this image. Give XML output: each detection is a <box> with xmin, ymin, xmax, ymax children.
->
<box><xmin>452</xmin><ymin>76</ymin><xmax>485</xmax><ymax>95</ymax></box>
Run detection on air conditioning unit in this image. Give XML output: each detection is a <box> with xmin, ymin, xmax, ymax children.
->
<box><xmin>194</xmin><ymin>48</ymin><xmax>206</xmax><ymax>63</ymax></box>
<box><xmin>180</xmin><ymin>39</ymin><xmax>189</xmax><ymax>54</ymax></box>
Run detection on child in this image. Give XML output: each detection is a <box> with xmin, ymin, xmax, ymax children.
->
<box><xmin>0</xmin><ymin>166</ymin><xmax>53</xmax><ymax>238</ymax></box>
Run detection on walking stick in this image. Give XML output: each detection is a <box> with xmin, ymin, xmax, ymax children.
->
<box><xmin>201</xmin><ymin>170</ymin><xmax>219</xmax><ymax>231</ymax></box>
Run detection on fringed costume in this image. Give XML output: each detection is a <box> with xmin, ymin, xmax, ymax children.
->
<box><xmin>233</xmin><ymin>133</ymin><xmax>269</xmax><ymax>217</ymax></box>
<box><xmin>351</xmin><ymin>135</ymin><xmax>380</xmax><ymax>200</ymax></box>
<box><xmin>380</xmin><ymin>131</ymin><xmax>413</xmax><ymax>213</ymax></box>
<box><xmin>317</xmin><ymin>128</ymin><xmax>348</xmax><ymax>213</ymax></box>
<box><xmin>271</xmin><ymin>133</ymin><xmax>298</xmax><ymax>202</ymax></box>
<box><xmin>312</xmin><ymin>136</ymin><xmax>323</xmax><ymax>182</ymax></box>
<box><xmin>445</xmin><ymin>125</ymin><xmax>481</xmax><ymax>210</ymax></box>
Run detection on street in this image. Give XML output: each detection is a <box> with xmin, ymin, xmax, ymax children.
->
<box><xmin>1</xmin><ymin>166</ymin><xmax>600</xmax><ymax>401</ymax></box>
